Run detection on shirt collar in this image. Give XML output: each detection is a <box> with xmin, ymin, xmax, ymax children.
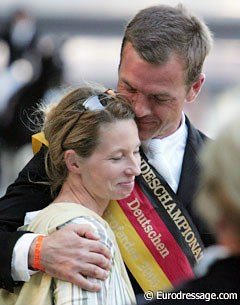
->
<box><xmin>142</xmin><ymin>113</ymin><xmax>187</xmax><ymax>153</ymax></box>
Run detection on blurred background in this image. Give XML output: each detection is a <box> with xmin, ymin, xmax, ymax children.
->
<box><xmin>0</xmin><ymin>0</ymin><xmax>240</xmax><ymax>195</ymax></box>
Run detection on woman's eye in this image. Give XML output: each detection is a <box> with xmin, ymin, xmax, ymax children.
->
<box><xmin>111</xmin><ymin>156</ymin><xmax>122</xmax><ymax>161</ymax></box>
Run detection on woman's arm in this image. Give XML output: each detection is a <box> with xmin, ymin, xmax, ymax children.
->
<box><xmin>53</xmin><ymin>217</ymin><xmax>134</xmax><ymax>305</ymax></box>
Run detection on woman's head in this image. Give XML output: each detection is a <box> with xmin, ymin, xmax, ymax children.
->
<box><xmin>42</xmin><ymin>85</ymin><xmax>141</xmax><ymax>198</ymax></box>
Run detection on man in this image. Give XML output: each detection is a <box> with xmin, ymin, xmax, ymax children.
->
<box><xmin>0</xmin><ymin>4</ymin><xmax>214</xmax><ymax>295</ymax></box>
<box><xmin>140</xmin><ymin>118</ymin><xmax>240</xmax><ymax>304</ymax></box>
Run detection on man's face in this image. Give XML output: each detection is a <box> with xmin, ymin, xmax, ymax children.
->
<box><xmin>117</xmin><ymin>43</ymin><xmax>199</xmax><ymax>140</ymax></box>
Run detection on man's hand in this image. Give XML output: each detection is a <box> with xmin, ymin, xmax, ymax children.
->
<box><xmin>29</xmin><ymin>224</ymin><xmax>112</xmax><ymax>291</ymax></box>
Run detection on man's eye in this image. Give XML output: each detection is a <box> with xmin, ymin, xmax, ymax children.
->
<box><xmin>154</xmin><ymin>96</ymin><xmax>172</xmax><ymax>103</ymax></box>
<box><xmin>125</xmin><ymin>86</ymin><xmax>136</xmax><ymax>93</ymax></box>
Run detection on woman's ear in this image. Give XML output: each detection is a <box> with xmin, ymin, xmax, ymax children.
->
<box><xmin>64</xmin><ymin>149</ymin><xmax>81</xmax><ymax>173</ymax></box>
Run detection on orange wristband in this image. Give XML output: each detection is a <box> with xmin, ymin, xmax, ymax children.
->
<box><xmin>32</xmin><ymin>235</ymin><xmax>46</xmax><ymax>271</ymax></box>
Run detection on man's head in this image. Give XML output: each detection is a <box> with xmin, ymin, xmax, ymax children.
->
<box><xmin>117</xmin><ymin>4</ymin><xmax>213</xmax><ymax>140</ymax></box>
<box><xmin>120</xmin><ymin>4</ymin><xmax>212</xmax><ymax>87</ymax></box>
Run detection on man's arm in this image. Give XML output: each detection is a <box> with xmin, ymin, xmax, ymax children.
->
<box><xmin>0</xmin><ymin>146</ymin><xmax>111</xmax><ymax>292</ymax></box>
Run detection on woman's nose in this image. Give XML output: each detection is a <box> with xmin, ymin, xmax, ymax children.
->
<box><xmin>126</xmin><ymin>156</ymin><xmax>141</xmax><ymax>176</ymax></box>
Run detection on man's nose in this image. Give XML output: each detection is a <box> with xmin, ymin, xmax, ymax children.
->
<box><xmin>131</xmin><ymin>93</ymin><xmax>150</xmax><ymax>117</ymax></box>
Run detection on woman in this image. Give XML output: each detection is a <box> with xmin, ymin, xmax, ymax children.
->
<box><xmin>0</xmin><ymin>85</ymin><xmax>140</xmax><ymax>305</ymax></box>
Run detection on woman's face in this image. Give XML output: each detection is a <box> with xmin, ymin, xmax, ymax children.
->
<box><xmin>78</xmin><ymin>119</ymin><xmax>141</xmax><ymax>202</ymax></box>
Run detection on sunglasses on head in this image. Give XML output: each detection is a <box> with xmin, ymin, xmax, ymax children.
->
<box><xmin>61</xmin><ymin>91</ymin><xmax>115</xmax><ymax>150</ymax></box>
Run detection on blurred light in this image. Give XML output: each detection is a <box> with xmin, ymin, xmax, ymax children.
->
<box><xmin>1</xmin><ymin>0</ymin><xmax>240</xmax><ymax>19</ymax></box>
<box><xmin>60</xmin><ymin>35</ymin><xmax>121</xmax><ymax>85</ymax></box>
<box><xmin>0</xmin><ymin>40</ymin><xmax>10</xmax><ymax>72</ymax></box>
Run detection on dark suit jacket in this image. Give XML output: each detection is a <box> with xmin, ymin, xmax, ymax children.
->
<box><xmin>0</xmin><ymin>116</ymin><xmax>215</xmax><ymax>292</ymax></box>
<box><xmin>138</xmin><ymin>256</ymin><xmax>240</xmax><ymax>304</ymax></box>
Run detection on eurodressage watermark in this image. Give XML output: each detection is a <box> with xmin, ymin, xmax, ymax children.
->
<box><xmin>143</xmin><ymin>290</ymin><xmax>238</xmax><ymax>302</ymax></box>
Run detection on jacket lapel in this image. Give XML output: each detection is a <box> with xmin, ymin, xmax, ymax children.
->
<box><xmin>177</xmin><ymin>116</ymin><xmax>208</xmax><ymax>208</ymax></box>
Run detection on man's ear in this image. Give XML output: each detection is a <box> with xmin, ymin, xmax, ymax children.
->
<box><xmin>64</xmin><ymin>149</ymin><xmax>81</xmax><ymax>173</ymax></box>
<box><xmin>186</xmin><ymin>73</ymin><xmax>205</xmax><ymax>103</ymax></box>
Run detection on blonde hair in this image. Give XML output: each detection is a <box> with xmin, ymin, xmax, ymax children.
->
<box><xmin>196</xmin><ymin>118</ymin><xmax>240</xmax><ymax>234</ymax></box>
<box><xmin>40</xmin><ymin>85</ymin><xmax>135</xmax><ymax>195</ymax></box>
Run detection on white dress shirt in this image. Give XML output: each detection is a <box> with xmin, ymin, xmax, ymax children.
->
<box><xmin>142</xmin><ymin>113</ymin><xmax>188</xmax><ymax>192</ymax></box>
<box><xmin>12</xmin><ymin>211</ymin><xmax>42</xmax><ymax>281</ymax></box>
